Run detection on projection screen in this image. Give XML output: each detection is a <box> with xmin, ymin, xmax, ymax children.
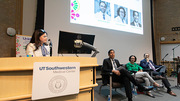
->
<box><xmin>44</xmin><ymin>0</ymin><xmax>153</xmax><ymax>64</ymax></box>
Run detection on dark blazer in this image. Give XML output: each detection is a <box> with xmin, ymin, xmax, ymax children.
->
<box><xmin>140</xmin><ymin>59</ymin><xmax>160</xmax><ymax>70</ymax></box>
<box><xmin>130</xmin><ymin>21</ymin><xmax>142</xmax><ymax>27</ymax></box>
<box><xmin>102</xmin><ymin>58</ymin><xmax>121</xmax><ymax>84</ymax></box>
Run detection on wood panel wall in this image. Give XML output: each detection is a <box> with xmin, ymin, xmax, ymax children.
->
<box><xmin>0</xmin><ymin>0</ymin><xmax>23</xmax><ymax>57</ymax></box>
<box><xmin>153</xmin><ymin>0</ymin><xmax>180</xmax><ymax>64</ymax></box>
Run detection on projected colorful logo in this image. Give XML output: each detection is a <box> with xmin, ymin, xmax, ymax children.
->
<box><xmin>71</xmin><ymin>0</ymin><xmax>80</xmax><ymax>20</ymax></box>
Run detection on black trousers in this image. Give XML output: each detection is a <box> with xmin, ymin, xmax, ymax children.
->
<box><xmin>112</xmin><ymin>69</ymin><xmax>143</xmax><ymax>100</ymax></box>
<box><xmin>153</xmin><ymin>66</ymin><xmax>171</xmax><ymax>92</ymax></box>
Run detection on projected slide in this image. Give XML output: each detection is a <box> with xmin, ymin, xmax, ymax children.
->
<box><xmin>70</xmin><ymin>0</ymin><xmax>143</xmax><ymax>34</ymax></box>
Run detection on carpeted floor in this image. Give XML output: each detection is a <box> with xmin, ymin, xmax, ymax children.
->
<box><xmin>94</xmin><ymin>77</ymin><xmax>180</xmax><ymax>101</ymax></box>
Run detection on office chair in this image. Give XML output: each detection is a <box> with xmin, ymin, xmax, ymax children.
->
<box><xmin>98</xmin><ymin>67</ymin><xmax>124</xmax><ymax>100</ymax></box>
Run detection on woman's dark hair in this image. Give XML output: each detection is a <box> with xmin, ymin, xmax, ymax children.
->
<box><xmin>129</xmin><ymin>55</ymin><xmax>137</xmax><ymax>62</ymax></box>
<box><xmin>117</xmin><ymin>7</ymin><xmax>126</xmax><ymax>17</ymax></box>
<box><xmin>108</xmin><ymin>49</ymin><xmax>115</xmax><ymax>55</ymax></box>
<box><xmin>29</xmin><ymin>29</ymin><xmax>48</xmax><ymax>51</ymax></box>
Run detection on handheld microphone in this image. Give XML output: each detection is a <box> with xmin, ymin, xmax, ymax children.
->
<box><xmin>162</xmin><ymin>53</ymin><xmax>169</xmax><ymax>61</ymax></box>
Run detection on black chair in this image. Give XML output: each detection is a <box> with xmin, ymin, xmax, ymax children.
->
<box><xmin>99</xmin><ymin>64</ymin><xmax>145</xmax><ymax>99</ymax></box>
<box><xmin>98</xmin><ymin>67</ymin><xmax>124</xmax><ymax>100</ymax></box>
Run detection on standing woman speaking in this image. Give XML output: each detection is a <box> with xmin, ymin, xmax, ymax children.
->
<box><xmin>26</xmin><ymin>29</ymin><xmax>50</xmax><ymax>57</ymax></box>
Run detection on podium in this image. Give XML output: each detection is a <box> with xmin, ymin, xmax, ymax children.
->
<box><xmin>0</xmin><ymin>57</ymin><xmax>98</xmax><ymax>101</ymax></box>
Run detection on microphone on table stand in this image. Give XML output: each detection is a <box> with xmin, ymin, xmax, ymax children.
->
<box><xmin>48</xmin><ymin>39</ymin><xmax>52</xmax><ymax>56</ymax></box>
<box><xmin>162</xmin><ymin>53</ymin><xmax>168</xmax><ymax>65</ymax></box>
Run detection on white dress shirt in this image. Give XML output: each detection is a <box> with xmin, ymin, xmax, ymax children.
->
<box><xmin>95</xmin><ymin>11</ymin><xmax>111</xmax><ymax>21</ymax></box>
<box><xmin>114</xmin><ymin>16</ymin><xmax>125</xmax><ymax>24</ymax></box>
<box><xmin>26</xmin><ymin>43</ymin><xmax>50</xmax><ymax>57</ymax></box>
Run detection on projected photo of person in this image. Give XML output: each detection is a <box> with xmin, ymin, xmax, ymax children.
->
<box><xmin>130</xmin><ymin>10</ymin><xmax>142</xmax><ymax>27</ymax></box>
<box><xmin>94</xmin><ymin>0</ymin><xmax>111</xmax><ymax>21</ymax></box>
<box><xmin>114</xmin><ymin>5</ymin><xmax>128</xmax><ymax>24</ymax></box>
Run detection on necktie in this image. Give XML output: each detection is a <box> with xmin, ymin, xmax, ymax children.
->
<box><xmin>122</xmin><ymin>19</ymin><xmax>124</xmax><ymax>23</ymax></box>
<box><xmin>113</xmin><ymin>59</ymin><xmax>117</xmax><ymax>70</ymax></box>
<box><xmin>148</xmin><ymin>62</ymin><xmax>156</xmax><ymax>71</ymax></box>
<box><xmin>103</xmin><ymin>14</ymin><xmax>105</xmax><ymax>20</ymax></box>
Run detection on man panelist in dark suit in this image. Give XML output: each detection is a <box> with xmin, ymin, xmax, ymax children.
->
<box><xmin>102</xmin><ymin>49</ymin><xmax>153</xmax><ymax>101</ymax></box>
<box><xmin>140</xmin><ymin>53</ymin><xmax>176</xmax><ymax>96</ymax></box>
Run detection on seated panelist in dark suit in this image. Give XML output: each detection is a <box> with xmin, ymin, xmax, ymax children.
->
<box><xmin>102</xmin><ymin>49</ymin><xmax>153</xmax><ymax>101</ymax></box>
<box><xmin>140</xmin><ymin>53</ymin><xmax>176</xmax><ymax>96</ymax></box>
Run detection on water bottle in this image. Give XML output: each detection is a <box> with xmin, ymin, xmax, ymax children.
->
<box><xmin>108</xmin><ymin>95</ymin><xmax>111</xmax><ymax>101</ymax></box>
<box><xmin>27</xmin><ymin>55</ymin><xmax>33</xmax><ymax>57</ymax></box>
<box><xmin>132</xmin><ymin>88</ymin><xmax>137</xmax><ymax>95</ymax></box>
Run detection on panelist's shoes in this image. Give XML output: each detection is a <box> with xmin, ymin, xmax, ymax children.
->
<box><xmin>153</xmin><ymin>83</ymin><xmax>164</xmax><ymax>88</ymax></box>
<box><xmin>155</xmin><ymin>75</ymin><xmax>165</xmax><ymax>79</ymax></box>
<box><xmin>144</xmin><ymin>86</ymin><xmax>154</xmax><ymax>91</ymax></box>
<box><xmin>157</xmin><ymin>84</ymin><xmax>164</xmax><ymax>88</ymax></box>
<box><xmin>146</xmin><ymin>92</ymin><xmax>155</xmax><ymax>98</ymax></box>
<box><xmin>168</xmin><ymin>91</ymin><xmax>177</xmax><ymax>96</ymax></box>
<box><xmin>138</xmin><ymin>86</ymin><xmax>153</xmax><ymax>92</ymax></box>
